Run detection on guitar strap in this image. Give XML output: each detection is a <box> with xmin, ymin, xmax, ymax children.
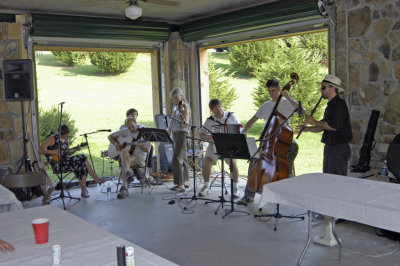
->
<box><xmin>129</xmin><ymin>132</ymin><xmax>142</xmax><ymax>155</ymax></box>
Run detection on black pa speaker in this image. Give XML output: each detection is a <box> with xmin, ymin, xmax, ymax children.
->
<box><xmin>2</xmin><ymin>59</ymin><xmax>34</xmax><ymax>101</ymax></box>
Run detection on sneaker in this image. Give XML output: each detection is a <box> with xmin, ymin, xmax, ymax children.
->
<box><xmin>198</xmin><ymin>186</ymin><xmax>210</xmax><ymax>197</ymax></box>
<box><xmin>117</xmin><ymin>186</ymin><xmax>129</xmax><ymax>198</ymax></box>
<box><xmin>238</xmin><ymin>196</ymin><xmax>254</xmax><ymax>205</ymax></box>
<box><xmin>81</xmin><ymin>190</ymin><xmax>90</xmax><ymax>198</ymax></box>
<box><xmin>233</xmin><ymin>187</ymin><xmax>240</xmax><ymax>198</ymax></box>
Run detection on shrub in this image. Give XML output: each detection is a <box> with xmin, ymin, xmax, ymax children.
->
<box><xmin>89</xmin><ymin>52</ymin><xmax>137</xmax><ymax>74</ymax></box>
<box><xmin>39</xmin><ymin>105</ymin><xmax>78</xmax><ymax>145</ymax></box>
<box><xmin>208</xmin><ymin>57</ymin><xmax>238</xmax><ymax>110</ymax></box>
<box><xmin>51</xmin><ymin>51</ymin><xmax>88</xmax><ymax>67</ymax></box>
<box><xmin>251</xmin><ymin>37</ymin><xmax>327</xmax><ymax>128</ymax></box>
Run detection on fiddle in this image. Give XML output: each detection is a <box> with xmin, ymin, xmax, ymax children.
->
<box><xmin>178</xmin><ymin>100</ymin><xmax>185</xmax><ymax>112</ymax></box>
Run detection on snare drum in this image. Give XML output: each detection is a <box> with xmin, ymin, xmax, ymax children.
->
<box><xmin>101</xmin><ymin>150</ymin><xmax>108</xmax><ymax>158</ymax></box>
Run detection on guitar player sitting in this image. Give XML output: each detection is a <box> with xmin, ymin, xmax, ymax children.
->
<box><xmin>108</xmin><ymin>117</ymin><xmax>151</xmax><ymax>198</ymax></box>
<box><xmin>38</xmin><ymin>124</ymin><xmax>106</xmax><ymax>198</ymax></box>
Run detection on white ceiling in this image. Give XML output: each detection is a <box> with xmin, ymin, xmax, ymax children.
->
<box><xmin>0</xmin><ymin>0</ymin><xmax>278</xmax><ymax>24</ymax></box>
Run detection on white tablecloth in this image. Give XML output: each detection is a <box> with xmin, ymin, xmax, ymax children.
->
<box><xmin>260</xmin><ymin>173</ymin><xmax>400</xmax><ymax>233</ymax></box>
<box><xmin>0</xmin><ymin>205</ymin><xmax>178</xmax><ymax>266</ymax></box>
<box><xmin>0</xmin><ymin>184</ymin><xmax>23</xmax><ymax>213</ymax></box>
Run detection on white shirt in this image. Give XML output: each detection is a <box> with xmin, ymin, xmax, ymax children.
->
<box><xmin>255</xmin><ymin>97</ymin><xmax>296</xmax><ymax>128</ymax></box>
<box><xmin>203</xmin><ymin>111</ymin><xmax>241</xmax><ymax>154</ymax></box>
<box><xmin>203</xmin><ymin>111</ymin><xmax>241</xmax><ymax>134</ymax></box>
<box><xmin>109</xmin><ymin>128</ymin><xmax>151</xmax><ymax>165</ymax></box>
<box><xmin>170</xmin><ymin>103</ymin><xmax>190</xmax><ymax>133</ymax></box>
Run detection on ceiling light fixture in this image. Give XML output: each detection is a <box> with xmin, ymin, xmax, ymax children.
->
<box><xmin>125</xmin><ymin>0</ymin><xmax>142</xmax><ymax>20</ymax></box>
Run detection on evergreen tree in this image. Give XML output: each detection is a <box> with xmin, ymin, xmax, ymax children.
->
<box><xmin>208</xmin><ymin>57</ymin><xmax>238</xmax><ymax>110</ymax></box>
<box><xmin>251</xmin><ymin>37</ymin><xmax>327</xmax><ymax>128</ymax></box>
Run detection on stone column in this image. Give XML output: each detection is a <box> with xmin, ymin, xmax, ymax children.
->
<box><xmin>338</xmin><ymin>0</ymin><xmax>400</xmax><ymax>169</ymax></box>
<box><xmin>0</xmin><ymin>15</ymin><xmax>32</xmax><ymax>171</ymax></box>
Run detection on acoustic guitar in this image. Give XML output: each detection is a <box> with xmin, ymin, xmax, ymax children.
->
<box><xmin>107</xmin><ymin>136</ymin><xmax>146</xmax><ymax>159</ymax></box>
<box><xmin>50</xmin><ymin>142</ymin><xmax>88</xmax><ymax>162</ymax></box>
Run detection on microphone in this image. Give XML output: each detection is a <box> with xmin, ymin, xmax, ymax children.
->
<box><xmin>58</xmin><ymin>102</ymin><xmax>65</xmax><ymax>105</ymax></box>
<box><xmin>97</xmin><ymin>129</ymin><xmax>112</xmax><ymax>132</ymax></box>
<box><xmin>297</xmin><ymin>101</ymin><xmax>303</xmax><ymax>116</ymax></box>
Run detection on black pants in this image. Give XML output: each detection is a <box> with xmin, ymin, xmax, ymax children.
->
<box><xmin>323</xmin><ymin>143</ymin><xmax>351</xmax><ymax>175</ymax></box>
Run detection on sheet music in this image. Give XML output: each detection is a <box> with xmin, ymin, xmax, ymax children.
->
<box><xmin>247</xmin><ymin>137</ymin><xmax>259</xmax><ymax>159</ymax></box>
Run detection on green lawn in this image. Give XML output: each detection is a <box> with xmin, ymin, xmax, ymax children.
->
<box><xmin>36</xmin><ymin>51</ymin><xmax>324</xmax><ymax>181</ymax></box>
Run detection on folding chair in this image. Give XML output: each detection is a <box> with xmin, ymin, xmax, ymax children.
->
<box><xmin>2</xmin><ymin>172</ymin><xmax>47</xmax><ymax>205</ymax></box>
<box><xmin>117</xmin><ymin>146</ymin><xmax>154</xmax><ymax>194</ymax></box>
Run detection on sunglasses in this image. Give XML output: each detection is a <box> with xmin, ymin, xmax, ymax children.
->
<box><xmin>320</xmin><ymin>86</ymin><xmax>327</xmax><ymax>90</ymax></box>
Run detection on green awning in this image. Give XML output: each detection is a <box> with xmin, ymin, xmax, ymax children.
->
<box><xmin>180</xmin><ymin>0</ymin><xmax>323</xmax><ymax>42</ymax></box>
<box><xmin>31</xmin><ymin>14</ymin><xmax>170</xmax><ymax>42</ymax></box>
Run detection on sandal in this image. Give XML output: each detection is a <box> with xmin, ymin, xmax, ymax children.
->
<box><xmin>170</xmin><ymin>186</ymin><xmax>185</xmax><ymax>192</ymax></box>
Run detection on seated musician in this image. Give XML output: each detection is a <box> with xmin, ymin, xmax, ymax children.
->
<box><xmin>120</xmin><ymin>108</ymin><xmax>140</xmax><ymax>129</ymax></box>
<box><xmin>239</xmin><ymin>78</ymin><xmax>301</xmax><ymax>204</ymax></box>
<box><xmin>38</xmin><ymin>124</ymin><xmax>106</xmax><ymax>198</ymax></box>
<box><xmin>108</xmin><ymin>117</ymin><xmax>151</xmax><ymax>198</ymax></box>
<box><xmin>199</xmin><ymin>99</ymin><xmax>241</xmax><ymax>198</ymax></box>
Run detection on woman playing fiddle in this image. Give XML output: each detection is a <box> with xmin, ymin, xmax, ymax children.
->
<box><xmin>167</xmin><ymin>88</ymin><xmax>191</xmax><ymax>192</ymax></box>
<box><xmin>38</xmin><ymin>124</ymin><xmax>105</xmax><ymax>198</ymax></box>
<box><xmin>240</xmin><ymin>78</ymin><xmax>303</xmax><ymax>204</ymax></box>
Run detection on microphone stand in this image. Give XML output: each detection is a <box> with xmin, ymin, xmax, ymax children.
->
<box><xmin>49</xmin><ymin>102</ymin><xmax>80</xmax><ymax>210</ymax></box>
<box><xmin>79</xmin><ymin>130</ymin><xmax>101</xmax><ymax>174</ymax></box>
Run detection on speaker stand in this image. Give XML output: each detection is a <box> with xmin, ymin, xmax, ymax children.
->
<box><xmin>16</xmin><ymin>101</ymin><xmax>32</xmax><ymax>173</ymax></box>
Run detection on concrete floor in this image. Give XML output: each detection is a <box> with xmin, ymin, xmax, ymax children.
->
<box><xmin>24</xmin><ymin>176</ymin><xmax>400</xmax><ymax>266</ymax></box>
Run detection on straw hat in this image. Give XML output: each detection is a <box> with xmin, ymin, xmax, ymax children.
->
<box><xmin>319</xmin><ymin>74</ymin><xmax>344</xmax><ymax>92</ymax></box>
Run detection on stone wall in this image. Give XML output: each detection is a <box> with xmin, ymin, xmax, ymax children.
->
<box><xmin>338</xmin><ymin>0</ymin><xmax>400</xmax><ymax>169</ymax></box>
<box><xmin>0</xmin><ymin>17</ymin><xmax>32</xmax><ymax>171</ymax></box>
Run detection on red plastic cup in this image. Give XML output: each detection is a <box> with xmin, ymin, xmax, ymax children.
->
<box><xmin>32</xmin><ymin>218</ymin><xmax>49</xmax><ymax>244</ymax></box>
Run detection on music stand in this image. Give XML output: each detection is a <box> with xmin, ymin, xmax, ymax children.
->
<box><xmin>140</xmin><ymin>128</ymin><xmax>173</xmax><ymax>143</ymax></box>
<box><xmin>139</xmin><ymin>128</ymin><xmax>173</xmax><ymax>190</ymax></box>
<box><xmin>210</xmin><ymin>133</ymin><xmax>250</xmax><ymax>218</ymax></box>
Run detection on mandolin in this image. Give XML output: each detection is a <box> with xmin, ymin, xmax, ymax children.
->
<box><xmin>50</xmin><ymin>142</ymin><xmax>88</xmax><ymax>162</ymax></box>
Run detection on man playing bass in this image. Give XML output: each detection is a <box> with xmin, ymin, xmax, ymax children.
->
<box><xmin>240</xmin><ymin>78</ymin><xmax>302</xmax><ymax>204</ymax></box>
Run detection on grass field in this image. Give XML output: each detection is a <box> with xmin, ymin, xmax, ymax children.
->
<box><xmin>35</xmin><ymin>51</ymin><xmax>324</xmax><ymax>181</ymax></box>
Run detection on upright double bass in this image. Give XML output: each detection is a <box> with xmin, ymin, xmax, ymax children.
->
<box><xmin>247</xmin><ymin>73</ymin><xmax>299</xmax><ymax>193</ymax></box>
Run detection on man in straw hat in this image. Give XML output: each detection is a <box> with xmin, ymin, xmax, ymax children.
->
<box><xmin>296</xmin><ymin>74</ymin><xmax>353</xmax><ymax>176</ymax></box>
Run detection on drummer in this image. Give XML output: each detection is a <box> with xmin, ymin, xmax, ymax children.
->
<box><xmin>198</xmin><ymin>99</ymin><xmax>241</xmax><ymax>198</ymax></box>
